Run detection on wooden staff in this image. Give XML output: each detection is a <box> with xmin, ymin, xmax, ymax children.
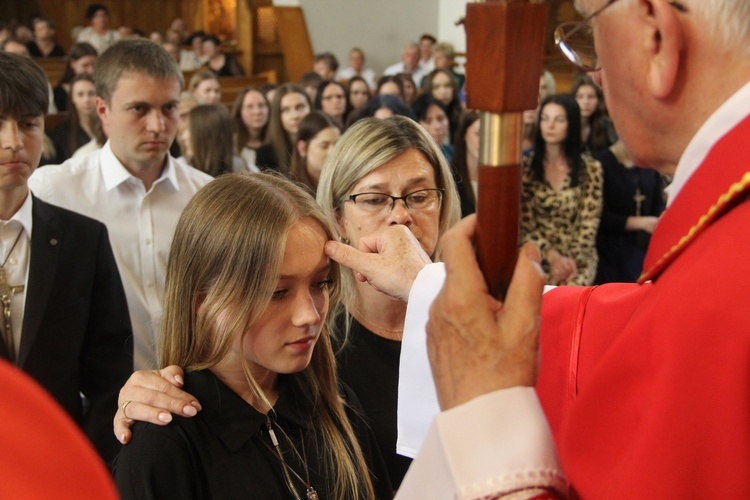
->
<box><xmin>464</xmin><ymin>0</ymin><xmax>547</xmax><ymax>299</ymax></box>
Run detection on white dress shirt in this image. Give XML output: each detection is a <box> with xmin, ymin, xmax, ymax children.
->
<box><xmin>0</xmin><ymin>194</ymin><xmax>33</xmax><ymax>360</ymax></box>
<box><xmin>29</xmin><ymin>142</ymin><xmax>213</xmax><ymax>369</ymax></box>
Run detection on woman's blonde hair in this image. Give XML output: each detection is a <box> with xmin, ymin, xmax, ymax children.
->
<box><xmin>316</xmin><ymin>116</ymin><xmax>461</xmax><ymax>312</ymax></box>
<box><xmin>160</xmin><ymin>173</ymin><xmax>374</xmax><ymax>499</ymax></box>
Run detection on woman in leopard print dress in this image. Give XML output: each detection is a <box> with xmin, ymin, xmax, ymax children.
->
<box><xmin>521</xmin><ymin>94</ymin><xmax>603</xmax><ymax>286</ymax></box>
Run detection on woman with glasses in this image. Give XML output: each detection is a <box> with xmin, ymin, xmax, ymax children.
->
<box><xmin>521</xmin><ymin>94</ymin><xmax>603</xmax><ymax>286</ymax></box>
<box><xmin>316</xmin><ymin>117</ymin><xmax>461</xmax><ymax>489</ymax></box>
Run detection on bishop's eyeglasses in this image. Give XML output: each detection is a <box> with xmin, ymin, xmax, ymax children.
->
<box><xmin>555</xmin><ymin>0</ymin><xmax>688</xmax><ymax>72</ymax></box>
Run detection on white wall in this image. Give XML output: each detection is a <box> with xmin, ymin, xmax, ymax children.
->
<box><xmin>274</xmin><ymin>0</ymin><xmax>468</xmax><ymax>76</ymax></box>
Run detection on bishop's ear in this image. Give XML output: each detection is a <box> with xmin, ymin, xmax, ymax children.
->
<box><xmin>644</xmin><ymin>0</ymin><xmax>685</xmax><ymax>99</ymax></box>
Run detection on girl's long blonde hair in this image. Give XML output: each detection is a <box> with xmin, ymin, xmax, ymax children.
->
<box><xmin>160</xmin><ymin>173</ymin><xmax>375</xmax><ymax>499</ymax></box>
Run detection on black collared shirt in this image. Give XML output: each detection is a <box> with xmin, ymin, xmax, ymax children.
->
<box><xmin>114</xmin><ymin>370</ymin><xmax>392</xmax><ymax>499</ymax></box>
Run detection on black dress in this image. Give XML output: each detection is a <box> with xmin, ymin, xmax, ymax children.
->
<box><xmin>27</xmin><ymin>41</ymin><xmax>66</xmax><ymax>58</ymax></box>
<box><xmin>594</xmin><ymin>148</ymin><xmax>666</xmax><ymax>283</ymax></box>
<box><xmin>335</xmin><ymin>315</ymin><xmax>412</xmax><ymax>490</ymax></box>
<box><xmin>114</xmin><ymin>370</ymin><xmax>392</xmax><ymax>499</ymax></box>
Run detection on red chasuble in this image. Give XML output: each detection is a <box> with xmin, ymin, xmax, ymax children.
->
<box><xmin>535</xmin><ymin>115</ymin><xmax>750</xmax><ymax>497</ymax></box>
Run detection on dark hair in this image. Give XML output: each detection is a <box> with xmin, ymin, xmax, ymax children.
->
<box><xmin>419</xmin><ymin>33</ymin><xmax>437</xmax><ymax>44</ymax></box>
<box><xmin>290</xmin><ymin>111</ymin><xmax>339</xmax><ymax>191</ymax></box>
<box><xmin>202</xmin><ymin>34</ymin><xmax>221</xmax><ymax>46</ymax></box>
<box><xmin>187</xmin><ymin>104</ymin><xmax>235</xmax><ymax>177</ymax></box>
<box><xmin>185</xmin><ymin>30</ymin><xmax>206</xmax><ymax>47</ymax></box>
<box><xmin>0</xmin><ymin>52</ymin><xmax>49</xmax><ymax>117</ymax></box>
<box><xmin>411</xmin><ymin>92</ymin><xmax>448</xmax><ymax>123</ymax></box>
<box><xmin>349</xmin><ymin>94</ymin><xmax>415</xmax><ymax>127</ymax></box>
<box><xmin>299</xmin><ymin>71</ymin><xmax>323</xmax><ymax>89</ymax></box>
<box><xmin>451</xmin><ymin>110</ymin><xmax>480</xmax><ymax>215</ymax></box>
<box><xmin>266</xmin><ymin>83</ymin><xmax>311</xmax><ymax>173</ymax></box>
<box><xmin>570</xmin><ymin>74</ymin><xmax>616</xmax><ymax>153</ymax></box>
<box><xmin>422</xmin><ymin>68</ymin><xmax>462</xmax><ymax>138</ymax></box>
<box><xmin>63</xmin><ymin>74</ymin><xmax>97</xmax><ymax>158</ymax></box>
<box><xmin>85</xmin><ymin>3</ymin><xmax>109</xmax><ymax>20</ymax></box>
<box><xmin>375</xmin><ymin>75</ymin><xmax>404</xmax><ymax>99</ymax></box>
<box><xmin>32</xmin><ymin>16</ymin><xmax>55</xmax><ymax>30</ymax></box>
<box><xmin>313</xmin><ymin>52</ymin><xmax>339</xmax><ymax>73</ymax></box>
<box><xmin>314</xmin><ymin>80</ymin><xmax>348</xmax><ymax>127</ymax></box>
<box><xmin>58</xmin><ymin>42</ymin><xmax>98</xmax><ymax>86</ymax></box>
<box><xmin>94</xmin><ymin>39</ymin><xmax>184</xmax><ymax>103</ymax></box>
<box><xmin>231</xmin><ymin>87</ymin><xmax>269</xmax><ymax>152</ymax></box>
<box><xmin>530</xmin><ymin>94</ymin><xmax>585</xmax><ymax>187</ymax></box>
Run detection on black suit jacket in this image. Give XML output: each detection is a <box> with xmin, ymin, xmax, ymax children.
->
<box><xmin>0</xmin><ymin>195</ymin><xmax>133</xmax><ymax>466</ymax></box>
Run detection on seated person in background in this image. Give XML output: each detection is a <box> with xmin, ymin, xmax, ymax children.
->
<box><xmin>594</xmin><ymin>139</ymin><xmax>666</xmax><ymax>284</ymax></box>
<box><xmin>450</xmin><ymin>110</ymin><xmax>480</xmax><ymax>217</ymax></box>
<box><xmin>290</xmin><ymin>111</ymin><xmax>341</xmax><ymax>192</ymax></box>
<box><xmin>314</xmin><ymin>80</ymin><xmax>348</xmax><ymax>131</ymax></box>
<box><xmin>76</xmin><ymin>3</ymin><xmax>121</xmax><ymax>54</ymax></box>
<box><xmin>383</xmin><ymin>43</ymin><xmax>427</xmax><ymax>87</ymax></box>
<box><xmin>49</xmin><ymin>74</ymin><xmax>97</xmax><ymax>162</ymax></box>
<box><xmin>202</xmin><ymin>34</ymin><xmax>243</xmax><ymax>77</ymax></box>
<box><xmin>0</xmin><ymin>52</ymin><xmax>132</xmax><ymax>466</ymax></box>
<box><xmin>395</xmin><ymin>73</ymin><xmax>418</xmax><ymax>106</ymax></box>
<box><xmin>376</xmin><ymin>75</ymin><xmax>405</xmax><ymax>101</ymax></box>
<box><xmin>345</xmin><ymin>76</ymin><xmax>371</xmax><ymax>123</ymax></box>
<box><xmin>349</xmin><ymin>94</ymin><xmax>415</xmax><ymax>125</ymax></box>
<box><xmin>189</xmin><ymin>70</ymin><xmax>222</xmax><ymax>105</ymax></box>
<box><xmin>421</xmin><ymin>68</ymin><xmax>464</xmax><ymax>139</ymax></box>
<box><xmin>522</xmin><ymin>94</ymin><xmax>602</xmax><ymax>286</ymax></box>
<box><xmin>180</xmin><ymin>31</ymin><xmax>206</xmax><ymax>71</ymax></box>
<box><xmin>571</xmin><ymin>73</ymin><xmax>617</xmax><ymax>154</ymax></box>
<box><xmin>257</xmin><ymin>83</ymin><xmax>312</xmax><ymax>174</ymax></box>
<box><xmin>337</xmin><ymin>47</ymin><xmax>377</xmax><ymax>89</ymax></box>
<box><xmin>411</xmin><ymin>93</ymin><xmax>453</xmax><ymax>162</ymax></box>
<box><xmin>418</xmin><ymin>34</ymin><xmax>436</xmax><ymax>73</ymax></box>
<box><xmin>299</xmin><ymin>71</ymin><xmax>324</xmax><ymax>103</ymax></box>
<box><xmin>179</xmin><ymin>104</ymin><xmax>254</xmax><ymax>176</ymax></box>
<box><xmin>431</xmin><ymin>42</ymin><xmax>464</xmax><ymax>91</ymax></box>
<box><xmin>53</xmin><ymin>42</ymin><xmax>98</xmax><ymax>112</ymax></box>
<box><xmin>114</xmin><ymin>174</ymin><xmax>391</xmax><ymax>499</ymax></box>
<box><xmin>232</xmin><ymin>86</ymin><xmax>270</xmax><ymax>169</ymax></box>
<box><xmin>27</xmin><ymin>17</ymin><xmax>66</xmax><ymax>58</ymax></box>
<box><xmin>313</xmin><ymin>51</ymin><xmax>339</xmax><ymax>81</ymax></box>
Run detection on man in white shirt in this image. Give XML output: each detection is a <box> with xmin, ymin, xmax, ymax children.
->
<box><xmin>383</xmin><ymin>43</ymin><xmax>427</xmax><ymax>87</ymax></box>
<box><xmin>30</xmin><ymin>39</ymin><xmax>213</xmax><ymax>370</ymax></box>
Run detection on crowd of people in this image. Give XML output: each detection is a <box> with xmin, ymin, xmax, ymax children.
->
<box><xmin>3</xmin><ymin>0</ymin><xmax>747</xmax><ymax>498</ymax></box>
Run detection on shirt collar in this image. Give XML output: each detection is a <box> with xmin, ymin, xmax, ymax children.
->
<box><xmin>3</xmin><ymin>192</ymin><xmax>34</xmax><ymax>239</ymax></box>
<box><xmin>100</xmin><ymin>140</ymin><xmax>181</xmax><ymax>192</ymax></box>
<box><xmin>666</xmin><ymin>80</ymin><xmax>750</xmax><ymax>206</ymax></box>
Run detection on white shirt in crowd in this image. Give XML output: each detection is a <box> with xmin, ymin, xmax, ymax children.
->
<box><xmin>29</xmin><ymin>141</ymin><xmax>213</xmax><ymax>369</ymax></box>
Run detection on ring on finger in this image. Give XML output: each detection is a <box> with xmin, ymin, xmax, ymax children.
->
<box><xmin>122</xmin><ymin>400</ymin><xmax>133</xmax><ymax>419</ymax></box>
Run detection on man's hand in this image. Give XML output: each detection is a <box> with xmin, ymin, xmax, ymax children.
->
<box><xmin>426</xmin><ymin>215</ymin><xmax>545</xmax><ymax>410</ymax></box>
<box><xmin>114</xmin><ymin>365</ymin><xmax>201</xmax><ymax>444</ymax></box>
<box><xmin>324</xmin><ymin>225</ymin><xmax>431</xmax><ymax>302</ymax></box>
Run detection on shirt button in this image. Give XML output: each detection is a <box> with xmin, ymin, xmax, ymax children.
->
<box><xmin>145</xmin><ymin>238</ymin><xmax>152</xmax><ymax>245</ymax></box>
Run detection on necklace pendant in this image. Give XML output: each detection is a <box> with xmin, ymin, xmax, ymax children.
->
<box><xmin>306</xmin><ymin>487</ymin><xmax>319</xmax><ymax>500</ymax></box>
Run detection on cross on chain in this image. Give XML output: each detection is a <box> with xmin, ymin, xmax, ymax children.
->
<box><xmin>633</xmin><ymin>188</ymin><xmax>646</xmax><ymax>217</ymax></box>
<box><xmin>0</xmin><ymin>267</ymin><xmax>23</xmax><ymax>363</ymax></box>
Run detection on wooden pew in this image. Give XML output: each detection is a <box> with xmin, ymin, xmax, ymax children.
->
<box><xmin>34</xmin><ymin>58</ymin><xmax>68</xmax><ymax>86</ymax></box>
<box><xmin>218</xmin><ymin>74</ymin><xmax>275</xmax><ymax>108</ymax></box>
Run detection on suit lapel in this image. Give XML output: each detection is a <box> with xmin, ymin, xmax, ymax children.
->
<box><xmin>18</xmin><ymin>196</ymin><xmax>61</xmax><ymax>367</ymax></box>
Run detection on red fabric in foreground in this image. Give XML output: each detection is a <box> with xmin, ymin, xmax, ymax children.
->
<box><xmin>0</xmin><ymin>359</ymin><xmax>118</xmax><ymax>499</ymax></box>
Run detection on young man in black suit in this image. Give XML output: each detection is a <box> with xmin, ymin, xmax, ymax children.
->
<box><xmin>0</xmin><ymin>51</ymin><xmax>132</xmax><ymax>466</ymax></box>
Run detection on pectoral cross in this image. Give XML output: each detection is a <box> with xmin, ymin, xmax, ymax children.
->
<box><xmin>633</xmin><ymin>188</ymin><xmax>646</xmax><ymax>217</ymax></box>
<box><xmin>0</xmin><ymin>267</ymin><xmax>24</xmax><ymax>363</ymax></box>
